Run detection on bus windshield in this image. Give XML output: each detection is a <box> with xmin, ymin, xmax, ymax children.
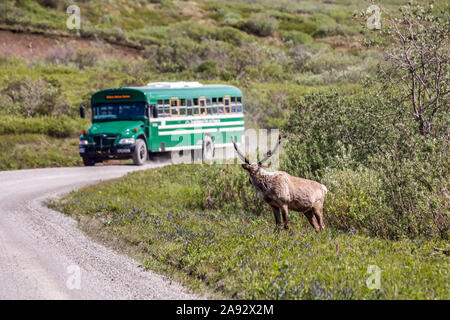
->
<box><xmin>93</xmin><ymin>102</ymin><xmax>146</xmax><ymax>121</ymax></box>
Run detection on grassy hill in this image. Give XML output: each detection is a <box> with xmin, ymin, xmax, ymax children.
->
<box><xmin>0</xmin><ymin>0</ymin><xmax>392</xmax><ymax>169</ymax></box>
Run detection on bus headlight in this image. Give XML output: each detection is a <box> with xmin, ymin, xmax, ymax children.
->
<box><xmin>79</xmin><ymin>139</ymin><xmax>88</xmax><ymax>145</ymax></box>
<box><xmin>119</xmin><ymin>138</ymin><xmax>135</xmax><ymax>144</ymax></box>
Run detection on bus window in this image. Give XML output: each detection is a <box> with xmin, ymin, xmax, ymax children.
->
<box><xmin>199</xmin><ymin>97</ymin><xmax>207</xmax><ymax>116</ymax></box>
<box><xmin>186</xmin><ymin>99</ymin><xmax>193</xmax><ymax>115</ymax></box>
<box><xmin>157</xmin><ymin>100</ymin><xmax>165</xmax><ymax>117</ymax></box>
<box><xmin>192</xmin><ymin>105</ymin><xmax>199</xmax><ymax>115</ymax></box>
<box><xmin>170</xmin><ymin>98</ymin><xmax>179</xmax><ymax>116</ymax></box>
<box><xmin>210</xmin><ymin>97</ymin><xmax>217</xmax><ymax>114</ymax></box>
<box><xmin>163</xmin><ymin>99</ymin><xmax>170</xmax><ymax>116</ymax></box>
<box><xmin>224</xmin><ymin>96</ymin><xmax>231</xmax><ymax>114</ymax></box>
<box><xmin>206</xmin><ymin>98</ymin><xmax>214</xmax><ymax>115</ymax></box>
<box><xmin>231</xmin><ymin>97</ymin><xmax>237</xmax><ymax>113</ymax></box>
<box><xmin>179</xmin><ymin>98</ymin><xmax>186</xmax><ymax>116</ymax></box>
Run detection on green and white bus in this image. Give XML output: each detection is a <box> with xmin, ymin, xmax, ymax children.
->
<box><xmin>79</xmin><ymin>82</ymin><xmax>245</xmax><ymax>166</ymax></box>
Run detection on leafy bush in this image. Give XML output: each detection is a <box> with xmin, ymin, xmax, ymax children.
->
<box><xmin>0</xmin><ymin>76</ymin><xmax>68</xmax><ymax>117</ymax></box>
<box><xmin>321</xmin><ymin>167</ymin><xmax>394</xmax><ymax>237</ymax></box>
<box><xmin>36</xmin><ymin>0</ymin><xmax>60</xmax><ymax>9</ymax></box>
<box><xmin>46</xmin><ymin>46</ymin><xmax>98</xmax><ymax>70</ymax></box>
<box><xmin>281</xmin><ymin>30</ymin><xmax>312</xmax><ymax>45</ymax></box>
<box><xmin>282</xmin><ymin>90</ymin><xmax>449</xmax><ymax>239</ymax></box>
<box><xmin>203</xmin><ymin>164</ymin><xmax>270</xmax><ymax>216</ymax></box>
<box><xmin>242</xmin><ymin>13</ymin><xmax>278</xmax><ymax>37</ymax></box>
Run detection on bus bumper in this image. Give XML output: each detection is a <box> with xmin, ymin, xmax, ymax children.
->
<box><xmin>79</xmin><ymin>145</ymin><xmax>136</xmax><ymax>160</ymax></box>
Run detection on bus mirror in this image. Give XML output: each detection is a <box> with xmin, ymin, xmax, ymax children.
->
<box><xmin>80</xmin><ymin>105</ymin><xmax>86</xmax><ymax>118</ymax></box>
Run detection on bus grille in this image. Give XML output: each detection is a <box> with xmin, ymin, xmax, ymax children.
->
<box><xmin>94</xmin><ymin>135</ymin><xmax>117</xmax><ymax>148</ymax></box>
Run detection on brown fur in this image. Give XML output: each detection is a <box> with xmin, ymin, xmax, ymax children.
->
<box><xmin>242</xmin><ymin>163</ymin><xmax>327</xmax><ymax>232</ymax></box>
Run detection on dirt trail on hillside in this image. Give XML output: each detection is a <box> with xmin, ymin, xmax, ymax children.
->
<box><xmin>0</xmin><ymin>30</ymin><xmax>141</xmax><ymax>61</ymax></box>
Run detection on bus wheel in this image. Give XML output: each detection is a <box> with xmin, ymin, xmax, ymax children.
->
<box><xmin>202</xmin><ymin>135</ymin><xmax>214</xmax><ymax>162</ymax></box>
<box><xmin>82</xmin><ymin>157</ymin><xmax>96</xmax><ymax>166</ymax></box>
<box><xmin>132</xmin><ymin>139</ymin><xmax>147</xmax><ymax>166</ymax></box>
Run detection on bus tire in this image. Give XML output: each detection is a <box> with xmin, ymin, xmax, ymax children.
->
<box><xmin>202</xmin><ymin>135</ymin><xmax>214</xmax><ymax>162</ymax></box>
<box><xmin>132</xmin><ymin>139</ymin><xmax>147</xmax><ymax>166</ymax></box>
<box><xmin>82</xmin><ymin>157</ymin><xmax>96</xmax><ymax>166</ymax></box>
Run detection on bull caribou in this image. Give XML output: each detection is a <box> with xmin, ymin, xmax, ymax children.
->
<box><xmin>231</xmin><ymin>136</ymin><xmax>327</xmax><ymax>232</ymax></box>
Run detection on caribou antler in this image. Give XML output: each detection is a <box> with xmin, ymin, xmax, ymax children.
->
<box><xmin>258</xmin><ymin>135</ymin><xmax>281</xmax><ymax>165</ymax></box>
<box><xmin>231</xmin><ymin>136</ymin><xmax>250</xmax><ymax>164</ymax></box>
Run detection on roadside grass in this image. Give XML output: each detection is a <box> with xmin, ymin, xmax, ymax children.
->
<box><xmin>52</xmin><ymin>164</ymin><xmax>450</xmax><ymax>299</ymax></box>
<box><xmin>0</xmin><ymin>116</ymin><xmax>89</xmax><ymax>138</ymax></box>
<box><xmin>0</xmin><ymin>134</ymin><xmax>82</xmax><ymax>170</ymax></box>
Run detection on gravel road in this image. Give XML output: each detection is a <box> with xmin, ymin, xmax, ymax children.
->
<box><xmin>0</xmin><ymin>162</ymin><xmax>201</xmax><ymax>300</ymax></box>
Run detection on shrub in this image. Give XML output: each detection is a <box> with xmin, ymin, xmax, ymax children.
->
<box><xmin>321</xmin><ymin>167</ymin><xmax>395</xmax><ymax>237</ymax></box>
<box><xmin>367</xmin><ymin>135</ymin><xmax>450</xmax><ymax>239</ymax></box>
<box><xmin>214</xmin><ymin>26</ymin><xmax>246</xmax><ymax>46</ymax></box>
<box><xmin>242</xmin><ymin>13</ymin><xmax>278</xmax><ymax>37</ymax></box>
<box><xmin>217</xmin><ymin>10</ymin><xmax>243</xmax><ymax>27</ymax></box>
<box><xmin>281</xmin><ymin>30</ymin><xmax>312</xmax><ymax>45</ymax></box>
<box><xmin>310</xmin><ymin>13</ymin><xmax>338</xmax><ymax>37</ymax></box>
<box><xmin>203</xmin><ymin>164</ymin><xmax>270</xmax><ymax>216</ymax></box>
<box><xmin>46</xmin><ymin>46</ymin><xmax>98</xmax><ymax>70</ymax></box>
<box><xmin>282</xmin><ymin>90</ymin><xmax>449</xmax><ymax>239</ymax></box>
<box><xmin>195</xmin><ymin>61</ymin><xmax>219</xmax><ymax>79</ymax></box>
<box><xmin>0</xmin><ymin>76</ymin><xmax>66</xmax><ymax>118</ymax></box>
<box><xmin>36</xmin><ymin>0</ymin><xmax>60</xmax><ymax>9</ymax></box>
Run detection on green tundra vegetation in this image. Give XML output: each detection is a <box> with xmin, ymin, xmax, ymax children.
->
<box><xmin>52</xmin><ymin>164</ymin><xmax>450</xmax><ymax>299</ymax></box>
<box><xmin>2</xmin><ymin>0</ymin><xmax>449</xmax><ymax>299</ymax></box>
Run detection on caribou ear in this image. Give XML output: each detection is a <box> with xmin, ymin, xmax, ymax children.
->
<box><xmin>259</xmin><ymin>163</ymin><xmax>268</xmax><ymax>169</ymax></box>
<box><xmin>242</xmin><ymin>163</ymin><xmax>250</xmax><ymax>170</ymax></box>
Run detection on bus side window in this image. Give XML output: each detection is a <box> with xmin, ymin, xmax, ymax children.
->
<box><xmin>199</xmin><ymin>97</ymin><xmax>207</xmax><ymax>116</ymax></box>
<box><xmin>179</xmin><ymin>98</ymin><xmax>186</xmax><ymax>116</ymax></box>
<box><xmin>212</xmin><ymin>97</ymin><xmax>218</xmax><ymax>114</ymax></box>
<box><xmin>224</xmin><ymin>96</ymin><xmax>231</xmax><ymax>114</ymax></box>
<box><xmin>231</xmin><ymin>97</ymin><xmax>236</xmax><ymax>113</ymax></box>
<box><xmin>236</xmin><ymin>97</ymin><xmax>243</xmax><ymax>113</ymax></box>
<box><xmin>163</xmin><ymin>99</ymin><xmax>170</xmax><ymax>117</ymax></box>
<box><xmin>206</xmin><ymin>98</ymin><xmax>214</xmax><ymax>115</ymax></box>
<box><xmin>157</xmin><ymin>100</ymin><xmax>165</xmax><ymax>117</ymax></box>
<box><xmin>170</xmin><ymin>98</ymin><xmax>179</xmax><ymax>117</ymax></box>
<box><xmin>191</xmin><ymin>98</ymin><xmax>198</xmax><ymax>115</ymax></box>
<box><xmin>186</xmin><ymin>99</ymin><xmax>193</xmax><ymax>116</ymax></box>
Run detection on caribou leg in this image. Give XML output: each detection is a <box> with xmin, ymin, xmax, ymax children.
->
<box><xmin>281</xmin><ymin>205</ymin><xmax>290</xmax><ymax>230</ymax></box>
<box><xmin>304</xmin><ymin>209</ymin><xmax>320</xmax><ymax>232</ymax></box>
<box><xmin>312</xmin><ymin>203</ymin><xmax>325</xmax><ymax>231</ymax></box>
<box><xmin>271</xmin><ymin>205</ymin><xmax>282</xmax><ymax>230</ymax></box>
